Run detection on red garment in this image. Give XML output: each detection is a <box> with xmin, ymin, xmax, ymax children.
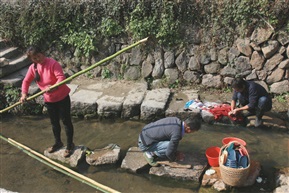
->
<box><xmin>205</xmin><ymin>104</ymin><xmax>243</xmax><ymax>122</ymax></box>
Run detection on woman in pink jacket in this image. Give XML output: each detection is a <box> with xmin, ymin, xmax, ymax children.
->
<box><xmin>20</xmin><ymin>46</ymin><xmax>74</xmax><ymax>157</ymax></box>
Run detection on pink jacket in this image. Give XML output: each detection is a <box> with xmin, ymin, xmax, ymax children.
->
<box><xmin>22</xmin><ymin>57</ymin><xmax>70</xmax><ymax>102</ymax></box>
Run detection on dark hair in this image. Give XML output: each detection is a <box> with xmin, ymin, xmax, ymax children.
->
<box><xmin>26</xmin><ymin>46</ymin><xmax>42</xmax><ymax>82</ymax></box>
<box><xmin>184</xmin><ymin>116</ymin><xmax>201</xmax><ymax>131</ymax></box>
<box><xmin>231</xmin><ymin>77</ymin><xmax>246</xmax><ymax>90</ymax></box>
<box><xmin>26</xmin><ymin>46</ymin><xmax>43</xmax><ymax>59</ymax></box>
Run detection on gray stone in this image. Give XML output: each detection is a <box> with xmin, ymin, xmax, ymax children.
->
<box><xmin>152</xmin><ymin>58</ymin><xmax>164</xmax><ymax>79</ymax></box>
<box><xmin>164</xmin><ymin>51</ymin><xmax>175</xmax><ymax>68</ymax></box>
<box><xmin>277</xmin><ymin>31</ymin><xmax>289</xmax><ymax>45</ymax></box>
<box><xmin>236</xmin><ymin>38</ymin><xmax>252</xmax><ymax>56</ymax></box>
<box><xmin>264</xmin><ymin>53</ymin><xmax>284</xmax><ymax>72</ymax></box>
<box><xmin>250</xmin><ymin>27</ymin><xmax>274</xmax><ymax>45</ymax></box>
<box><xmin>141</xmin><ymin>59</ymin><xmax>153</xmax><ymax>78</ymax></box>
<box><xmin>44</xmin><ymin>145</ymin><xmax>87</xmax><ymax>167</ymax></box>
<box><xmin>220</xmin><ymin>65</ymin><xmax>237</xmax><ymax>77</ymax></box>
<box><xmin>202</xmin><ymin>74</ymin><xmax>223</xmax><ymax>88</ymax></box>
<box><xmin>149</xmin><ymin>152</ymin><xmax>207</xmax><ymax>181</ymax></box>
<box><xmin>130</xmin><ymin>47</ymin><xmax>142</xmax><ymax>65</ymax></box>
<box><xmin>175</xmin><ymin>51</ymin><xmax>188</xmax><ymax>72</ymax></box>
<box><xmin>188</xmin><ymin>56</ymin><xmax>201</xmax><ymax>71</ymax></box>
<box><xmin>210</xmin><ymin>47</ymin><xmax>218</xmax><ymax>61</ymax></box>
<box><xmin>164</xmin><ymin>68</ymin><xmax>179</xmax><ymax>85</ymax></box>
<box><xmin>250</xmin><ymin>51</ymin><xmax>265</xmax><ymax>70</ymax></box>
<box><xmin>235</xmin><ymin>56</ymin><xmax>251</xmax><ymax>73</ymax></box>
<box><xmin>70</xmin><ymin>90</ymin><xmax>102</xmax><ymax>115</ymax></box>
<box><xmin>279</xmin><ymin>59</ymin><xmax>289</xmax><ymax>69</ymax></box>
<box><xmin>183</xmin><ymin>70</ymin><xmax>201</xmax><ymax>84</ymax></box>
<box><xmin>140</xmin><ymin>88</ymin><xmax>171</xmax><ymax>120</ymax></box>
<box><xmin>218</xmin><ymin>48</ymin><xmax>228</xmax><ymax>65</ymax></box>
<box><xmin>262</xmin><ymin>40</ymin><xmax>280</xmax><ymax>59</ymax></box>
<box><xmin>266</xmin><ymin>68</ymin><xmax>284</xmax><ymax>84</ymax></box>
<box><xmin>204</xmin><ymin>62</ymin><xmax>221</xmax><ymax>74</ymax></box>
<box><xmin>86</xmin><ymin>144</ymin><xmax>120</xmax><ymax>166</ymax></box>
<box><xmin>165</xmin><ymin>89</ymin><xmax>200</xmax><ymax>118</ymax></box>
<box><xmin>122</xmin><ymin>82</ymin><xmax>147</xmax><ymax>119</ymax></box>
<box><xmin>124</xmin><ymin>66</ymin><xmax>141</xmax><ymax>80</ymax></box>
<box><xmin>97</xmin><ymin>95</ymin><xmax>125</xmax><ymax>118</ymax></box>
<box><xmin>120</xmin><ymin>147</ymin><xmax>147</xmax><ymax>173</ymax></box>
<box><xmin>270</xmin><ymin>80</ymin><xmax>289</xmax><ymax>94</ymax></box>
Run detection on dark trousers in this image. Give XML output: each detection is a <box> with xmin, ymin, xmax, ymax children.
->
<box><xmin>237</xmin><ymin>93</ymin><xmax>272</xmax><ymax>113</ymax></box>
<box><xmin>45</xmin><ymin>95</ymin><xmax>74</xmax><ymax>147</ymax></box>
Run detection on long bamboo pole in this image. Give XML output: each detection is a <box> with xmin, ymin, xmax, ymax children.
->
<box><xmin>0</xmin><ymin>37</ymin><xmax>148</xmax><ymax>114</ymax></box>
<box><xmin>0</xmin><ymin>134</ymin><xmax>121</xmax><ymax>193</ymax></box>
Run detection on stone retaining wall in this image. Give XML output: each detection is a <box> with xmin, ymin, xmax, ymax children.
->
<box><xmin>54</xmin><ymin>27</ymin><xmax>289</xmax><ymax>94</ymax></box>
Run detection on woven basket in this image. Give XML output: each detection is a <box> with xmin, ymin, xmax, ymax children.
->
<box><xmin>219</xmin><ymin>141</ymin><xmax>250</xmax><ymax>187</ymax></box>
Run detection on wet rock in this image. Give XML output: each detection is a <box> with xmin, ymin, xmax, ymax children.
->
<box><xmin>165</xmin><ymin>89</ymin><xmax>200</xmax><ymax>119</ymax></box>
<box><xmin>44</xmin><ymin>145</ymin><xmax>87</xmax><ymax>167</ymax></box>
<box><xmin>246</xmin><ymin>113</ymin><xmax>287</xmax><ymax>131</ymax></box>
<box><xmin>0</xmin><ymin>188</ymin><xmax>17</xmax><ymax>193</ymax></box>
<box><xmin>120</xmin><ymin>147</ymin><xmax>148</xmax><ymax>173</ymax></box>
<box><xmin>274</xmin><ymin>167</ymin><xmax>289</xmax><ymax>193</ymax></box>
<box><xmin>149</xmin><ymin>152</ymin><xmax>207</xmax><ymax>181</ymax></box>
<box><xmin>86</xmin><ymin>144</ymin><xmax>120</xmax><ymax>166</ymax></box>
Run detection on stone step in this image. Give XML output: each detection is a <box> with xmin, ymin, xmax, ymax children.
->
<box><xmin>0</xmin><ymin>54</ymin><xmax>30</xmax><ymax>78</ymax></box>
<box><xmin>0</xmin><ymin>47</ymin><xmax>21</xmax><ymax>59</ymax></box>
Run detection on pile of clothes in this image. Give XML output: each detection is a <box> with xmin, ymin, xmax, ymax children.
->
<box><xmin>184</xmin><ymin>99</ymin><xmax>243</xmax><ymax>122</ymax></box>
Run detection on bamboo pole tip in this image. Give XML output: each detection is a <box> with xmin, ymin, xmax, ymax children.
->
<box><xmin>140</xmin><ymin>37</ymin><xmax>149</xmax><ymax>43</ymax></box>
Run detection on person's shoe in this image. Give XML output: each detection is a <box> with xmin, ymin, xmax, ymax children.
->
<box><xmin>47</xmin><ymin>142</ymin><xmax>63</xmax><ymax>153</ymax></box>
<box><xmin>64</xmin><ymin>143</ymin><xmax>75</xmax><ymax>158</ymax></box>
<box><xmin>143</xmin><ymin>152</ymin><xmax>159</xmax><ymax>167</ymax></box>
<box><xmin>255</xmin><ymin>117</ymin><xmax>263</xmax><ymax>127</ymax></box>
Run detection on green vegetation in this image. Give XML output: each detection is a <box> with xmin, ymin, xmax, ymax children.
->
<box><xmin>275</xmin><ymin>92</ymin><xmax>289</xmax><ymax>103</ymax></box>
<box><xmin>1</xmin><ymin>0</ymin><xmax>287</xmax><ymax>52</ymax></box>
<box><xmin>0</xmin><ymin>84</ymin><xmax>42</xmax><ymax>115</ymax></box>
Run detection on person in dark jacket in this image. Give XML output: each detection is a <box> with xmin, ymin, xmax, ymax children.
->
<box><xmin>229</xmin><ymin>77</ymin><xmax>272</xmax><ymax>127</ymax></box>
<box><xmin>138</xmin><ymin>116</ymin><xmax>202</xmax><ymax>166</ymax></box>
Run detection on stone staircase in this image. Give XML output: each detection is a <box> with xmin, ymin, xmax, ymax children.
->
<box><xmin>0</xmin><ymin>39</ymin><xmax>31</xmax><ymax>87</ymax></box>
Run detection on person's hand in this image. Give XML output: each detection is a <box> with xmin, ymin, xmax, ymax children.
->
<box><xmin>229</xmin><ymin>109</ymin><xmax>237</xmax><ymax>115</ymax></box>
<box><xmin>176</xmin><ymin>151</ymin><xmax>185</xmax><ymax>161</ymax></box>
<box><xmin>20</xmin><ymin>93</ymin><xmax>27</xmax><ymax>103</ymax></box>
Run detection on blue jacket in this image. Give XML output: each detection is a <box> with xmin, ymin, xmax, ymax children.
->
<box><xmin>139</xmin><ymin>117</ymin><xmax>182</xmax><ymax>161</ymax></box>
<box><xmin>232</xmin><ymin>81</ymin><xmax>270</xmax><ymax>109</ymax></box>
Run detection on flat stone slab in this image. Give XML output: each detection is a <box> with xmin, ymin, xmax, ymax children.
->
<box><xmin>70</xmin><ymin>89</ymin><xmax>103</xmax><ymax>115</ymax></box>
<box><xmin>141</xmin><ymin>88</ymin><xmax>171</xmax><ymax>120</ymax></box>
<box><xmin>202</xmin><ymin>161</ymin><xmax>261</xmax><ymax>190</ymax></box>
<box><xmin>121</xmin><ymin>147</ymin><xmax>148</xmax><ymax>173</ymax></box>
<box><xmin>246</xmin><ymin>113</ymin><xmax>287</xmax><ymax>130</ymax></box>
<box><xmin>86</xmin><ymin>144</ymin><xmax>120</xmax><ymax>166</ymax></box>
<box><xmin>97</xmin><ymin>95</ymin><xmax>125</xmax><ymax>117</ymax></box>
<box><xmin>122</xmin><ymin>83</ymin><xmax>147</xmax><ymax>118</ymax></box>
<box><xmin>44</xmin><ymin>145</ymin><xmax>87</xmax><ymax>167</ymax></box>
<box><xmin>166</xmin><ymin>89</ymin><xmax>200</xmax><ymax>119</ymax></box>
<box><xmin>149</xmin><ymin>152</ymin><xmax>207</xmax><ymax>181</ymax></box>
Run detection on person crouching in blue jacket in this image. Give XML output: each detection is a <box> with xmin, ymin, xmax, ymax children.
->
<box><xmin>229</xmin><ymin>77</ymin><xmax>272</xmax><ymax>127</ymax></box>
<box><xmin>138</xmin><ymin>116</ymin><xmax>202</xmax><ymax>166</ymax></box>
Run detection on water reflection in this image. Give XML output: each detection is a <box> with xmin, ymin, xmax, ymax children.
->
<box><xmin>0</xmin><ymin>115</ymin><xmax>288</xmax><ymax>193</ymax></box>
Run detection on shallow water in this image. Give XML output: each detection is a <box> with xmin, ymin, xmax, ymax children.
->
<box><xmin>0</xmin><ymin>115</ymin><xmax>288</xmax><ymax>193</ymax></box>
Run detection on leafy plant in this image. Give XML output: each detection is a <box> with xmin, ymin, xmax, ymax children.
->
<box><xmin>61</xmin><ymin>29</ymin><xmax>96</xmax><ymax>58</ymax></box>
<box><xmin>99</xmin><ymin>18</ymin><xmax>123</xmax><ymax>38</ymax></box>
<box><xmin>101</xmin><ymin>68</ymin><xmax>112</xmax><ymax>79</ymax></box>
<box><xmin>275</xmin><ymin>93</ymin><xmax>289</xmax><ymax>103</ymax></box>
